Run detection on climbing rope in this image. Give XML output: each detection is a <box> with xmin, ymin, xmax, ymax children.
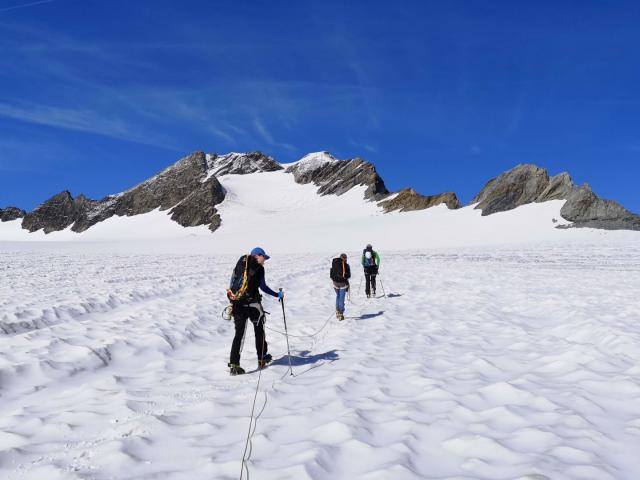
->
<box><xmin>238</xmin><ymin>310</ymin><xmax>335</xmax><ymax>479</ymax></box>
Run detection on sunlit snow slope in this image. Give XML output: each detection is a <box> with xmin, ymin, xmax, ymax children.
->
<box><xmin>0</xmin><ymin>170</ymin><xmax>634</xmax><ymax>251</ymax></box>
<box><xmin>1</xmin><ymin>168</ymin><xmax>639</xmax><ymax>480</ymax></box>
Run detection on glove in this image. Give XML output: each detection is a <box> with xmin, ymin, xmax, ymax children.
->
<box><xmin>277</xmin><ymin>290</ymin><xmax>285</xmax><ymax>301</ymax></box>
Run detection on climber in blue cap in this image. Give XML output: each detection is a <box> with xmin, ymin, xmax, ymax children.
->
<box><xmin>226</xmin><ymin>247</ymin><xmax>283</xmax><ymax>375</ymax></box>
<box><xmin>250</xmin><ymin>246</ymin><xmax>270</xmax><ymax>260</ymax></box>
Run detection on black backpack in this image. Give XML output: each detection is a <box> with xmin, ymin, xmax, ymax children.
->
<box><xmin>227</xmin><ymin>255</ymin><xmax>250</xmax><ymax>302</ymax></box>
<box><xmin>330</xmin><ymin>257</ymin><xmax>350</xmax><ymax>282</ymax></box>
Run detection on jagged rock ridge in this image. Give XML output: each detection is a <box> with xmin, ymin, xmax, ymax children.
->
<box><xmin>285</xmin><ymin>152</ymin><xmax>389</xmax><ymax>200</ymax></box>
<box><xmin>560</xmin><ymin>185</ymin><xmax>640</xmax><ymax>230</ymax></box>
<box><xmin>205</xmin><ymin>151</ymin><xmax>282</xmax><ymax>176</ymax></box>
<box><xmin>472</xmin><ymin>164</ymin><xmax>639</xmax><ymax>230</ymax></box>
<box><xmin>8</xmin><ymin>152</ymin><xmax>640</xmax><ymax>235</ymax></box>
<box><xmin>0</xmin><ymin>206</ymin><xmax>26</xmax><ymax>222</ymax></box>
<box><xmin>379</xmin><ymin>189</ymin><xmax>460</xmax><ymax>213</ymax></box>
<box><xmin>22</xmin><ymin>151</ymin><xmax>226</xmax><ymax>234</ymax></box>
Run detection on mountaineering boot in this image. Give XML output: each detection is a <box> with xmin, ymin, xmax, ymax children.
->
<box><xmin>336</xmin><ymin>311</ymin><xmax>345</xmax><ymax>321</ymax></box>
<box><xmin>258</xmin><ymin>353</ymin><xmax>273</xmax><ymax>369</ymax></box>
<box><xmin>228</xmin><ymin>363</ymin><xmax>246</xmax><ymax>376</ymax></box>
<box><xmin>372</xmin><ymin>290</ymin><xmax>376</xmax><ymax>297</ymax></box>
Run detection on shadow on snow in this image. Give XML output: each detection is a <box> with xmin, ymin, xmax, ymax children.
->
<box><xmin>271</xmin><ymin>349</ymin><xmax>340</xmax><ymax>367</ymax></box>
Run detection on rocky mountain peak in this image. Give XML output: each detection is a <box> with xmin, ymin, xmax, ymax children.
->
<box><xmin>471</xmin><ymin>163</ymin><xmax>639</xmax><ymax>230</ymax></box>
<box><xmin>285</xmin><ymin>152</ymin><xmax>389</xmax><ymax>200</ymax></box>
<box><xmin>471</xmin><ymin>164</ymin><xmax>551</xmax><ymax>215</ymax></box>
<box><xmin>378</xmin><ymin>188</ymin><xmax>461</xmax><ymax>213</ymax></box>
<box><xmin>20</xmin><ymin>151</ymin><xmax>226</xmax><ymax>234</ymax></box>
<box><xmin>0</xmin><ymin>206</ymin><xmax>26</xmax><ymax>222</ymax></box>
<box><xmin>205</xmin><ymin>151</ymin><xmax>283</xmax><ymax>176</ymax></box>
<box><xmin>560</xmin><ymin>184</ymin><xmax>640</xmax><ymax>230</ymax></box>
<box><xmin>22</xmin><ymin>190</ymin><xmax>79</xmax><ymax>233</ymax></box>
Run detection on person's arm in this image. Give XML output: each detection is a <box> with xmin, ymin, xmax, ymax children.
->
<box><xmin>375</xmin><ymin>252</ymin><xmax>381</xmax><ymax>267</ymax></box>
<box><xmin>259</xmin><ymin>276</ymin><xmax>278</xmax><ymax>297</ymax></box>
<box><xmin>361</xmin><ymin>254</ymin><xmax>365</xmax><ymax>266</ymax></box>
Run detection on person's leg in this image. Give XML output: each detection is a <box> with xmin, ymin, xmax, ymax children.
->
<box><xmin>230</xmin><ymin>307</ymin><xmax>249</xmax><ymax>364</ymax></box>
<box><xmin>371</xmin><ymin>274</ymin><xmax>377</xmax><ymax>295</ymax></box>
<box><xmin>365</xmin><ymin>271</ymin><xmax>371</xmax><ymax>296</ymax></box>
<box><xmin>335</xmin><ymin>288</ymin><xmax>340</xmax><ymax>312</ymax></box>
<box><xmin>337</xmin><ymin>288</ymin><xmax>346</xmax><ymax>313</ymax></box>
<box><xmin>248</xmin><ymin>304</ymin><xmax>268</xmax><ymax>361</ymax></box>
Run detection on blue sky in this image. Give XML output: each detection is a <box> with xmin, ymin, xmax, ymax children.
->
<box><xmin>1</xmin><ymin>0</ymin><xmax>639</xmax><ymax>212</ymax></box>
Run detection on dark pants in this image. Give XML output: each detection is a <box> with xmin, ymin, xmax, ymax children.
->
<box><xmin>364</xmin><ymin>266</ymin><xmax>378</xmax><ymax>295</ymax></box>
<box><xmin>230</xmin><ymin>303</ymin><xmax>268</xmax><ymax>365</ymax></box>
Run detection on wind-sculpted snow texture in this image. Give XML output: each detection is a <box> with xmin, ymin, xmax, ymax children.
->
<box><xmin>1</xmin><ymin>243</ymin><xmax>639</xmax><ymax>479</ymax></box>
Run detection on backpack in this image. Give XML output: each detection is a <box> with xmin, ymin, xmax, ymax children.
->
<box><xmin>363</xmin><ymin>249</ymin><xmax>376</xmax><ymax>267</ymax></box>
<box><xmin>330</xmin><ymin>257</ymin><xmax>349</xmax><ymax>282</ymax></box>
<box><xmin>227</xmin><ymin>255</ymin><xmax>250</xmax><ymax>302</ymax></box>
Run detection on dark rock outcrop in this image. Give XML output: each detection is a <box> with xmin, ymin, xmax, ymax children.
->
<box><xmin>169</xmin><ymin>175</ymin><xmax>225</xmax><ymax>231</ymax></box>
<box><xmin>113</xmin><ymin>152</ymin><xmax>210</xmax><ymax>217</ymax></box>
<box><xmin>472</xmin><ymin>164</ymin><xmax>640</xmax><ymax>231</ymax></box>
<box><xmin>21</xmin><ymin>151</ymin><xmax>227</xmax><ymax>234</ymax></box>
<box><xmin>206</xmin><ymin>151</ymin><xmax>282</xmax><ymax>176</ymax></box>
<box><xmin>560</xmin><ymin>185</ymin><xmax>640</xmax><ymax>231</ymax></box>
<box><xmin>286</xmin><ymin>152</ymin><xmax>389</xmax><ymax>200</ymax></box>
<box><xmin>379</xmin><ymin>188</ymin><xmax>460</xmax><ymax>212</ymax></box>
<box><xmin>0</xmin><ymin>206</ymin><xmax>26</xmax><ymax>222</ymax></box>
<box><xmin>472</xmin><ymin>164</ymin><xmax>551</xmax><ymax>215</ymax></box>
<box><xmin>22</xmin><ymin>191</ymin><xmax>80</xmax><ymax>233</ymax></box>
<box><xmin>537</xmin><ymin>172</ymin><xmax>574</xmax><ymax>201</ymax></box>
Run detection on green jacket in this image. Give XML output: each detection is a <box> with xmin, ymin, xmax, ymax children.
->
<box><xmin>361</xmin><ymin>250</ymin><xmax>380</xmax><ymax>268</ymax></box>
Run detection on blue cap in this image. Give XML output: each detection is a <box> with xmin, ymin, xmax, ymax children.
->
<box><xmin>250</xmin><ymin>247</ymin><xmax>270</xmax><ymax>260</ymax></box>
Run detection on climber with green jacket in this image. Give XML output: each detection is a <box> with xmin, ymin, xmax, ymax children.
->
<box><xmin>361</xmin><ymin>244</ymin><xmax>380</xmax><ymax>298</ymax></box>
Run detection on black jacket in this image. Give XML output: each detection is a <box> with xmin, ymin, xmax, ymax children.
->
<box><xmin>229</xmin><ymin>255</ymin><xmax>276</xmax><ymax>304</ymax></box>
<box><xmin>330</xmin><ymin>257</ymin><xmax>351</xmax><ymax>287</ymax></box>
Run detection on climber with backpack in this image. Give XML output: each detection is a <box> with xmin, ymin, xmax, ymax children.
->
<box><xmin>226</xmin><ymin>247</ymin><xmax>284</xmax><ymax>376</ymax></box>
<box><xmin>361</xmin><ymin>244</ymin><xmax>380</xmax><ymax>298</ymax></box>
<box><xmin>330</xmin><ymin>253</ymin><xmax>351</xmax><ymax>321</ymax></box>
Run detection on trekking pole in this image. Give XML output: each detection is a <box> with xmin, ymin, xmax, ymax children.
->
<box><xmin>279</xmin><ymin>289</ymin><xmax>293</xmax><ymax>376</ymax></box>
<box><xmin>358</xmin><ymin>276</ymin><xmax>363</xmax><ymax>296</ymax></box>
<box><xmin>379</xmin><ymin>276</ymin><xmax>386</xmax><ymax>297</ymax></box>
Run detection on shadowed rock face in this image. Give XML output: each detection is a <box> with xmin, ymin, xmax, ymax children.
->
<box><xmin>379</xmin><ymin>188</ymin><xmax>461</xmax><ymax>212</ymax></box>
<box><xmin>169</xmin><ymin>175</ymin><xmax>225</xmax><ymax>231</ymax></box>
<box><xmin>286</xmin><ymin>152</ymin><xmax>389</xmax><ymax>200</ymax></box>
<box><xmin>113</xmin><ymin>152</ymin><xmax>211</xmax><ymax>217</ymax></box>
<box><xmin>21</xmin><ymin>151</ymin><xmax>227</xmax><ymax>234</ymax></box>
<box><xmin>560</xmin><ymin>185</ymin><xmax>640</xmax><ymax>231</ymax></box>
<box><xmin>206</xmin><ymin>151</ymin><xmax>282</xmax><ymax>176</ymax></box>
<box><xmin>22</xmin><ymin>191</ymin><xmax>79</xmax><ymax>233</ymax></box>
<box><xmin>0</xmin><ymin>207</ymin><xmax>26</xmax><ymax>222</ymax></box>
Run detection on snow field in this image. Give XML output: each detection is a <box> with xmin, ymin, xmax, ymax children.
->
<box><xmin>1</xmin><ymin>243</ymin><xmax>639</xmax><ymax>479</ymax></box>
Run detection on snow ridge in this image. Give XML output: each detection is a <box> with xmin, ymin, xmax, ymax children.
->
<box><xmin>287</xmin><ymin>151</ymin><xmax>338</xmax><ymax>175</ymax></box>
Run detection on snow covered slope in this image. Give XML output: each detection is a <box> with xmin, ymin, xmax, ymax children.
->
<box><xmin>1</xmin><ymin>169</ymin><xmax>635</xmax><ymax>251</ymax></box>
<box><xmin>1</xmin><ymin>242</ymin><xmax>639</xmax><ymax>479</ymax></box>
<box><xmin>1</xmin><ymin>167</ymin><xmax>639</xmax><ymax>479</ymax></box>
